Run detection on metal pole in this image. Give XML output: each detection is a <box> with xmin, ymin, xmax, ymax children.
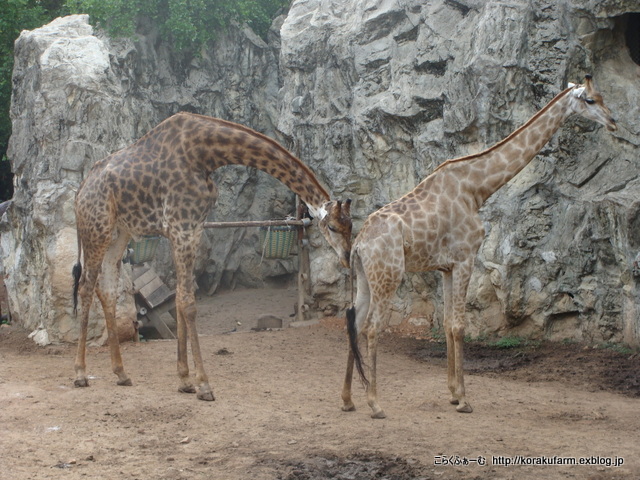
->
<box><xmin>203</xmin><ymin>218</ymin><xmax>311</xmax><ymax>229</ymax></box>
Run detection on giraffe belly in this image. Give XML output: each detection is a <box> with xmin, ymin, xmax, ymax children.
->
<box><xmin>115</xmin><ymin>209</ymin><xmax>164</xmax><ymax>237</ymax></box>
<box><xmin>404</xmin><ymin>253</ymin><xmax>444</xmax><ymax>273</ymax></box>
<box><xmin>403</xmin><ymin>239</ymin><xmax>454</xmax><ymax>273</ymax></box>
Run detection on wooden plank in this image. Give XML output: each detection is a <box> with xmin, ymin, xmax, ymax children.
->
<box><xmin>133</xmin><ymin>266</ymin><xmax>176</xmax><ymax>309</ymax></box>
<box><xmin>145</xmin><ymin>309</ymin><xmax>176</xmax><ymax>339</ymax></box>
<box><xmin>153</xmin><ymin>300</ymin><xmax>177</xmax><ymax>320</ymax></box>
<box><xmin>131</xmin><ymin>263</ymin><xmax>151</xmax><ymax>280</ymax></box>
<box><xmin>133</xmin><ymin>269</ymin><xmax>158</xmax><ymax>292</ymax></box>
<box><xmin>139</xmin><ymin>276</ymin><xmax>165</xmax><ymax>299</ymax></box>
<box><xmin>144</xmin><ymin>285</ymin><xmax>175</xmax><ymax>309</ymax></box>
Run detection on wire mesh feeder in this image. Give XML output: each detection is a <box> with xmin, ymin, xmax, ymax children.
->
<box><xmin>128</xmin><ymin>236</ymin><xmax>161</xmax><ymax>264</ymax></box>
<box><xmin>259</xmin><ymin>225</ymin><xmax>297</xmax><ymax>259</ymax></box>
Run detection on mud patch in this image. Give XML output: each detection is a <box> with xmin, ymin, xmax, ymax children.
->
<box><xmin>401</xmin><ymin>338</ymin><xmax>640</xmax><ymax>398</ymax></box>
<box><xmin>265</xmin><ymin>453</ymin><xmax>432</xmax><ymax>480</ymax></box>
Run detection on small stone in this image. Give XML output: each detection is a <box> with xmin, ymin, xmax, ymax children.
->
<box><xmin>255</xmin><ymin>315</ymin><xmax>283</xmax><ymax>330</ymax></box>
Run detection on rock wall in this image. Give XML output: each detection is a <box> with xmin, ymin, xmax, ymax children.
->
<box><xmin>4</xmin><ymin>14</ymin><xmax>295</xmax><ymax>343</ymax></box>
<box><xmin>4</xmin><ymin>0</ymin><xmax>640</xmax><ymax>345</ymax></box>
<box><xmin>277</xmin><ymin>0</ymin><xmax>640</xmax><ymax>344</ymax></box>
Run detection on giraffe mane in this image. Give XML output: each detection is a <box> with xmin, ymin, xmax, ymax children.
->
<box><xmin>183</xmin><ymin>113</ymin><xmax>331</xmax><ymax>202</ymax></box>
<box><xmin>432</xmin><ymin>85</ymin><xmax>574</xmax><ymax>173</ymax></box>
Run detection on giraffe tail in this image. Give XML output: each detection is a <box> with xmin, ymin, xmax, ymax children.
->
<box><xmin>72</xmin><ymin>229</ymin><xmax>82</xmax><ymax>316</ymax></box>
<box><xmin>346</xmin><ymin>306</ymin><xmax>369</xmax><ymax>388</ymax></box>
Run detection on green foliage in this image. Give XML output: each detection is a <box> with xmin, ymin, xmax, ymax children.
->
<box><xmin>598</xmin><ymin>342</ymin><xmax>636</xmax><ymax>355</ymax></box>
<box><xmin>65</xmin><ymin>0</ymin><xmax>140</xmax><ymax>36</ymax></box>
<box><xmin>430</xmin><ymin>326</ymin><xmax>445</xmax><ymax>343</ymax></box>
<box><xmin>65</xmin><ymin>0</ymin><xmax>290</xmax><ymax>50</ymax></box>
<box><xmin>487</xmin><ymin>336</ymin><xmax>540</xmax><ymax>349</ymax></box>
<box><xmin>490</xmin><ymin>336</ymin><xmax>525</xmax><ymax>349</ymax></box>
<box><xmin>1</xmin><ymin>1</ymin><xmax>42</xmax><ymax>152</ymax></box>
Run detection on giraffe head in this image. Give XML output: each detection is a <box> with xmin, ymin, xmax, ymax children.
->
<box><xmin>316</xmin><ymin>199</ymin><xmax>353</xmax><ymax>268</ymax></box>
<box><xmin>568</xmin><ymin>75</ymin><xmax>617</xmax><ymax>132</ymax></box>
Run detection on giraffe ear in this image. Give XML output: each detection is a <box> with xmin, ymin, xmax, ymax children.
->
<box><xmin>584</xmin><ymin>74</ymin><xmax>596</xmax><ymax>93</ymax></box>
<box><xmin>342</xmin><ymin>198</ymin><xmax>352</xmax><ymax>217</ymax></box>
<box><xmin>571</xmin><ymin>86</ymin><xmax>586</xmax><ymax>99</ymax></box>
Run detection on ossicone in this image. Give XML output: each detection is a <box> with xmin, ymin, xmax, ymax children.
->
<box><xmin>343</xmin><ymin>198</ymin><xmax>352</xmax><ymax>216</ymax></box>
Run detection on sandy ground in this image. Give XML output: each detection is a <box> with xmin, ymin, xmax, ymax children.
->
<box><xmin>1</xmin><ymin>286</ymin><xmax>638</xmax><ymax>480</ymax></box>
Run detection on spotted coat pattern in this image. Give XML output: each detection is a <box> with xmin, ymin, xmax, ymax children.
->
<box><xmin>342</xmin><ymin>76</ymin><xmax>617</xmax><ymax>418</ymax></box>
<box><xmin>73</xmin><ymin>113</ymin><xmax>352</xmax><ymax>400</ymax></box>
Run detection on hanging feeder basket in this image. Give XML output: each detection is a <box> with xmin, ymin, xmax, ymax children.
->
<box><xmin>259</xmin><ymin>225</ymin><xmax>297</xmax><ymax>259</ymax></box>
<box><xmin>128</xmin><ymin>236</ymin><xmax>161</xmax><ymax>264</ymax></box>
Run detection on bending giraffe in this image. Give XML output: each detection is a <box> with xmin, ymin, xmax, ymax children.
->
<box><xmin>72</xmin><ymin>113</ymin><xmax>352</xmax><ymax>401</ymax></box>
<box><xmin>342</xmin><ymin>75</ymin><xmax>617</xmax><ymax>418</ymax></box>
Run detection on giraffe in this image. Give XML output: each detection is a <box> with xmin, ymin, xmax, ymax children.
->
<box><xmin>72</xmin><ymin>112</ymin><xmax>352</xmax><ymax>401</ymax></box>
<box><xmin>342</xmin><ymin>75</ymin><xmax>617</xmax><ymax>418</ymax></box>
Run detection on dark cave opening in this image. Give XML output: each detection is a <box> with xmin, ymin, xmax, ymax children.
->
<box><xmin>625</xmin><ymin>12</ymin><xmax>640</xmax><ymax>65</ymax></box>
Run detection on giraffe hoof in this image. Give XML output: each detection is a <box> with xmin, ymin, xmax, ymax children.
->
<box><xmin>197</xmin><ymin>387</ymin><xmax>215</xmax><ymax>401</ymax></box>
<box><xmin>456</xmin><ymin>403</ymin><xmax>473</xmax><ymax>413</ymax></box>
<box><xmin>341</xmin><ymin>403</ymin><xmax>356</xmax><ymax>412</ymax></box>
<box><xmin>178</xmin><ymin>385</ymin><xmax>197</xmax><ymax>394</ymax></box>
<box><xmin>371</xmin><ymin>409</ymin><xmax>387</xmax><ymax>419</ymax></box>
<box><xmin>74</xmin><ymin>378</ymin><xmax>89</xmax><ymax>388</ymax></box>
<box><xmin>117</xmin><ymin>378</ymin><xmax>133</xmax><ymax>386</ymax></box>
<box><xmin>449</xmin><ymin>398</ymin><xmax>459</xmax><ymax>405</ymax></box>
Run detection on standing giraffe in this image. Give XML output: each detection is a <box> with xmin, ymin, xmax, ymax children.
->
<box><xmin>342</xmin><ymin>75</ymin><xmax>617</xmax><ymax>418</ymax></box>
<box><xmin>72</xmin><ymin>112</ymin><xmax>352</xmax><ymax>401</ymax></box>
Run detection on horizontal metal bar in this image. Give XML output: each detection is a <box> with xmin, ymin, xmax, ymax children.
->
<box><xmin>203</xmin><ymin>218</ymin><xmax>311</xmax><ymax>229</ymax></box>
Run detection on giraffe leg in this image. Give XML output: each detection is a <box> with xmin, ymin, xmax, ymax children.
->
<box><xmin>443</xmin><ymin>268</ymin><xmax>473</xmax><ymax>413</ymax></box>
<box><xmin>175</xmin><ymin>298</ymin><xmax>196</xmax><ymax>395</ymax></box>
<box><xmin>170</xmin><ymin>230</ymin><xmax>214</xmax><ymax>401</ymax></box>
<box><xmin>451</xmin><ymin>325</ymin><xmax>472</xmax><ymax>413</ymax></box>
<box><xmin>365</xmin><ymin>289</ymin><xmax>397</xmax><ymax>419</ymax></box>
<box><xmin>341</xmin><ymin>260</ymin><xmax>370</xmax><ymax>413</ymax></box>
<box><xmin>366</xmin><ymin>325</ymin><xmax>386</xmax><ymax>419</ymax></box>
<box><xmin>341</xmin><ymin>350</ymin><xmax>356</xmax><ymax>412</ymax></box>
<box><xmin>74</xmin><ymin>261</ymin><xmax>100</xmax><ymax>388</ymax></box>
<box><xmin>359</xmin><ymin>241</ymin><xmax>403</xmax><ymax>419</ymax></box>
<box><xmin>442</xmin><ymin>271</ymin><xmax>457</xmax><ymax>404</ymax></box>
<box><xmin>95</xmin><ymin>232</ymin><xmax>132</xmax><ymax>386</ymax></box>
<box><xmin>180</xmin><ymin>288</ymin><xmax>214</xmax><ymax>401</ymax></box>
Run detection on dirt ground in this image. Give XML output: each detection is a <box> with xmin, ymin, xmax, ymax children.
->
<box><xmin>1</xmin><ymin>286</ymin><xmax>639</xmax><ymax>480</ymax></box>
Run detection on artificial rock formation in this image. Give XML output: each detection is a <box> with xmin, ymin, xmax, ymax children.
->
<box><xmin>4</xmin><ymin>1</ymin><xmax>640</xmax><ymax>345</ymax></box>
<box><xmin>4</xmin><ymin>14</ymin><xmax>293</xmax><ymax>343</ymax></box>
<box><xmin>278</xmin><ymin>0</ymin><xmax>640</xmax><ymax>345</ymax></box>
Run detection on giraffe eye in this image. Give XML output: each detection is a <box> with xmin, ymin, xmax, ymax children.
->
<box><xmin>328</xmin><ymin>225</ymin><xmax>338</xmax><ymax>233</ymax></box>
<box><xmin>585</xmin><ymin>98</ymin><xmax>596</xmax><ymax>105</ymax></box>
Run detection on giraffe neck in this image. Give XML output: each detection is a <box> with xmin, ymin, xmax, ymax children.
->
<box><xmin>151</xmin><ymin>113</ymin><xmax>330</xmax><ymax>216</ymax></box>
<box><xmin>436</xmin><ymin>87</ymin><xmax>574</xmax><ymax>206</ymax></box>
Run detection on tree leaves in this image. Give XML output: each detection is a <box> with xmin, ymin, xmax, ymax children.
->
<box><xmin>65</xmin><ymin>0</ymin><xmax>290</xmax><ymax>51</ymax></box>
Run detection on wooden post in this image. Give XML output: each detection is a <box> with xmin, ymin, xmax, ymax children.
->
<box><xmin>202</xmin><ymin>215</ymin><xmax>312</xmax><ymax>324</ymax></box>
<box><xmin>296</xmin><ymin>197</ymin><xmax>311</xmax><ymax>322</ymax></box>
